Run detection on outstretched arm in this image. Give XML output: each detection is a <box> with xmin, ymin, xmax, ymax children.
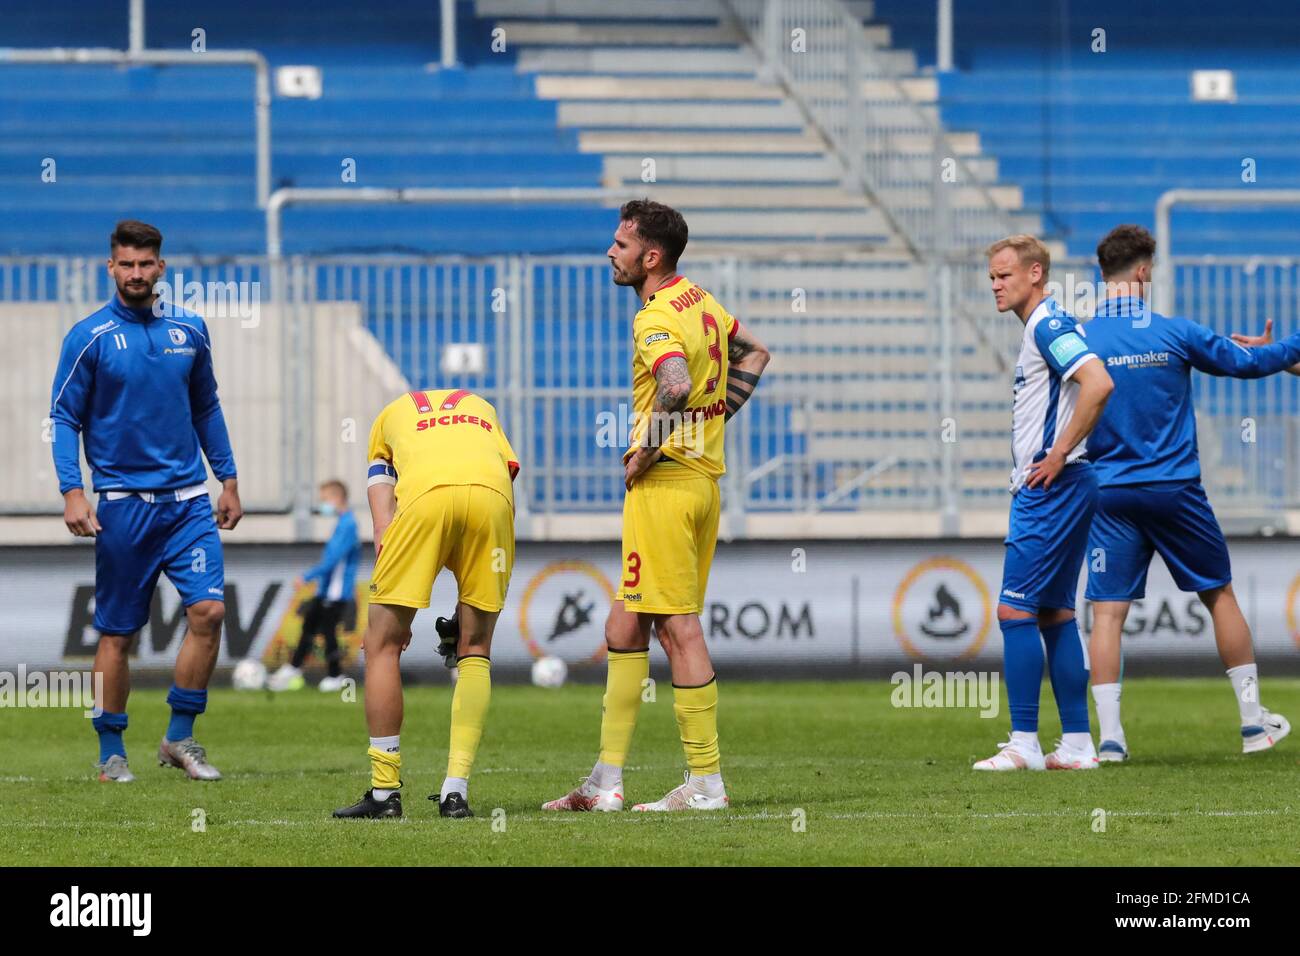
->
<box><xmin>724</xmin><ymin>323</ymin><xmax>771</xmax><ymax>421</ymax></box>
<box><xmin>1231</xmin><ymin>319</ymin><xmax>1300</xmax><ymax>376</ymax></box>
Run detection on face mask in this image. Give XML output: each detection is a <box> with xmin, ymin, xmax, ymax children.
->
<box><xmin>317</xmin><ymin>502</ymin><xmax>338</xmax><ymax>517</ymax></box>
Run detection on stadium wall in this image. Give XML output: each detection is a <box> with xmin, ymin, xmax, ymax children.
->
<box><xmin>3</xmin><ymin>539</ymin><xmax>1298</xmax><ymax>682</ymax></box>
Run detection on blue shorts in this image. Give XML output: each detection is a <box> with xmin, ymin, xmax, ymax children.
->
<box><xmin>1084</xmin><ymin>480</ymin><xmax>1231</xmax><ymax>601</ymax></box>
<box><xmin>1001</xmin><ymin>461</ymin><xmax>1097</xmax><ymax>613</ymax></box>
<box><xmin>94</xmin><ymin>494</ymin><xmax>225</xmax><ymax>635</ymax></box>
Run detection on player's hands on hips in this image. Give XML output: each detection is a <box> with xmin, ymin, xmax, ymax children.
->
<box><xmin>624</xmin><ymin>446</ymin><xmax>657</xmax><ymax>490</ymax></box>
<box><xmin>217</xmin><ymin>479</ymin><xmax>243</xmax><ymax>530</ymax></box>
<box><xmin>1025</xmin><ymin>449</ymin><xmax>1066</xmax><ymax>490</ymax></box>
<box><xmin>1231</xmin><ymin>317</ymin><xmax>1273</xmax><ymax>347</ymax></box>
<box><xmin>62</xmin><ymin>489</ymin><xmax>101</xmax><ymax>537</ymax></box>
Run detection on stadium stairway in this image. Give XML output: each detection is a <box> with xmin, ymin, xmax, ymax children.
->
<box><xmin>477</xmin><ymin>0</ymin><xmax>1025</xmax><ymax>507</ymax></box>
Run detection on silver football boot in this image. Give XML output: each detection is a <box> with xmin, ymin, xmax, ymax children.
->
<box><xmin>97</xmin><ymin>754</ymin><xmax>136</xmax><ymax>783</ymax></box>
<box><xmin>158</xmin><ymin>737</ymin><xmax>223</xmax><ymax>780</ymax></box>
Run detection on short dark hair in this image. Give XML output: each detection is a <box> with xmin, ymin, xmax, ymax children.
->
<box><xmin>620</xmin><ymin>199</ymin><xmax>688</xmax><ymax>268</ymax></box>
<box><xmin>110</xmin><ymin>219</ymin><xmax>163</xmax><ymax>256</ymax></box>
<box><xmin>1096</xmin><ymin>224</ymin><xmax>1155</xmax><ymax>278</ymax></box>
<box><xmin>320</xmin><ymin>479</ymin><xmax>348</xmax><ymax>501</ymax></box>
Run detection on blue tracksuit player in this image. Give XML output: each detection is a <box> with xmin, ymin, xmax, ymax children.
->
<box><xmin>1083</xmin><ymin>225</ymin><xmax>1295</xmax><ymax>760</ymax></box>
<box><xmin>974</xmin><ymin>235</ymin><xmax>1115</xmax><ymax>773</ymax></box>
<box><xmin>50</xmin><ymin>220</ymin><xmax>243</xmax><ymax>783</ymax></box>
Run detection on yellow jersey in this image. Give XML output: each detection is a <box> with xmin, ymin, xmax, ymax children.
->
<box><xmin>367</xmin><ymin>389</ymin><xmax>519</xmax><ymax>505</ymax></box>
<box><xmin>625</xmin><ymin>275</ymin><xmax>740</xmax><ymax>480</ymax></box>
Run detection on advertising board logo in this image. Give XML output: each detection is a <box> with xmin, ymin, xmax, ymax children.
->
<box><xmin>1286</xmin><ymin>573</ymin><xmax>1300</xmax><ymax>651</ymax></box>
<box><xmin>892</xmin><ymin>557</ymin><xmax>992</xmax><ymax>661</ymax></box>
<box><xmin>519</xmin><ymin>560</ymin><xmax>615</xmax><ymax>665</ymax></box>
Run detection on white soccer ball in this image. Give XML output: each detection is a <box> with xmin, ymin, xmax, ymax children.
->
<box><xmin>531</xmin><ymin>655</ymin><xmax>567</xmax><ymax>689</ymax></box>
<box><xmin>232</xmin><ymin>658</ymin><xmax>268</xmax><ymax>691</ymax></box>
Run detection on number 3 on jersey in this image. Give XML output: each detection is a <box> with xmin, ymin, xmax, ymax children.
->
<box><xmin>623</xmin><ymin>551</ymin><xmax>642</xmax><ymax>588</ymax></box>
<box><xmin>701</xmin><ymin>312</ymin><xmax>722</xmax><ymax>392</ymax></box>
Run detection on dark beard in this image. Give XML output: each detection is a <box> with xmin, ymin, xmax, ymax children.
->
<box><xmin>611</xmin><ymin>260</ymin><xmax>646</xmax><ymax>288</ymax></box>
<box><xmin>116</xmin><ymin>281</ymin><xmax>153</xmax><ymax>306</ymax></box>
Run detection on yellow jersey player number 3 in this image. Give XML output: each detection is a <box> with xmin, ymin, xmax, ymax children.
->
<box><xmin>543</xmin><ymin>199</ymin><xmax>771</xmax><ymax>814</ymax></box>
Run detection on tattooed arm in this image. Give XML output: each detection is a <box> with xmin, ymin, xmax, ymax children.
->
<box><xmin>724</xmin><ymin>322</ymin><xmax>771</xmax><ymax>421</ymax></box>
<box><xmin>624</xmin><ymin>355</ymin><xmax>693</xmax><ymax>489</ymax></box>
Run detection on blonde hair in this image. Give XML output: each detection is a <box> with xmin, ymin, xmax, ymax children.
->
<box><xmin>985</xmin><ymin>234</ymin><xmax>1051</xmax><ymax>278</ymax></box>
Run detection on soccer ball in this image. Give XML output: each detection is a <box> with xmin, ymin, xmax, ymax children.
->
<box><xmin>531</xmin><ymin>655</ymin><xmax>567</xmax><ymax>689</ymax></box>
<box><xmin>232</xmin><ymin>658</ymin><xmax>268</xmax><ymax>691</ymax></box>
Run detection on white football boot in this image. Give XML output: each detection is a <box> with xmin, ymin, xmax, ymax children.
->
<box><xmin>1097</xmin><ymin>739</ymin><xmax>1129</xmax><ymax>762</ymax></box>
<box><xmin>1045</xmin><ymin>738</ymin><xmax>1100</xmax><ymax>770</ymax></box>
<box><xmin>541</xmin><ymin>777</ymin><xmax>624</xmax><ymax>812</ymax></box>
<box><xmin>267</xmin><ymin>664</ymin><xmax>304</xmax><ymax>692</ymax></box>
<box><xmin>972</xmin><ymin>737</ymin><xmax>1046</xmax><ymax>771</ymax></box>
<box><xmin>631</xmin><ymin>772</ymin><xmax>729</xmax><ymax>811</ymax></box>
<box><xmin>1242</xmin><ymin>709</ymin><xmax>1291</xmax><ymax>754</ymax></box>
<box><xmin>158</xmin><ymin>737</ymin><xmax>223</xmax><ymax>781</ymax></box>
<box><xmin>317</xmin><ymin>674</ymin><xmax>347</xmax><ymax>692</ymax></box>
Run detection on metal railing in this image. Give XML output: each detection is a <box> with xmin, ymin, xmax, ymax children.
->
<box><xmin>4</xmin><ymin>254</ymin><xmax>1298</xmax><ymax>533</ymax></box>
<box><xmin>724</xmin><ymin>0</ymin><xmax>1025</xmax><ymax>258</ymax></box>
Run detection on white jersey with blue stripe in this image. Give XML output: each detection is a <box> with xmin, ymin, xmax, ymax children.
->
<box><xmin>1009</xmin><ymin>296</ymin><xmax>1099</xmax><ymax>494</ymax></box>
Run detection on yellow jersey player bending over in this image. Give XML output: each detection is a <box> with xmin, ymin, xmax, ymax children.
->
<box><xmin>333</xmin><ymin>389</ymin><xmax>519</xmax><ymax>820</ymax></box>
<box><xmin>544</xmin><ymin>200</ymin><xmax>771</xmax><ymax>813</ymax></box>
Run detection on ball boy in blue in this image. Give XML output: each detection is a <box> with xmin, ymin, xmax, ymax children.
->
<box><xmin>974</xmin><ymin>236</ymin><xmax>1115</xmax><ymax>773</ymax></box>
<box><xmin>1083</xmin><ymin>225</ymin><xmax>1295</xmax><ymax>759</ymax></box>
<box><xmin>51</xmin><ymin>220</ymin><xmax>242</xmax><ymax>782</ymax></box>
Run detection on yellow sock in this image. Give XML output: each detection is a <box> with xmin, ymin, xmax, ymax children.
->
<box><xmin>447</xmin><ymin>656</ymin><xmax>492</xmax><ymax>779</ymax></box>
<box><xmin>367</xmin><ymin>745</ymin><xmax>401</xmax><ymax>791</ymax></box>
<box><xmin>673</xmin><ymin>678</ymin><xmax>721</xmax><ymax>776</ymax></box>
<box><xmin>598</xmin><ymin>649</ymin><xmax>649</xmax><ymax>767</ymax></box>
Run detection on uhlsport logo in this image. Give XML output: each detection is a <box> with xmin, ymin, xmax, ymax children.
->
<box><xmin>892</xmin><ymin>557</ymin><xmax>992</xmax><ymax>662</ymax></box>
<box><xmin>518</xmin><ymin>560</ymin><xmax>615</xmax><ymax>666</ymax></box>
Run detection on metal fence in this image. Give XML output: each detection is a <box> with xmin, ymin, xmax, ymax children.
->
<box><xmin>4</xmin><ymin>254</ymin><xmax>1299</xmax><ymax>533</ymax></box>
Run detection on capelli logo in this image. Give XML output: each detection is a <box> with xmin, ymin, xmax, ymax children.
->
<box><xmin>49</xmin><ymin>886</ymin><xmax>151</xmax><ymax>936</ymax></box>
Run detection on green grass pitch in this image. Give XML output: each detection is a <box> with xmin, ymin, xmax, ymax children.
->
<box><xmin>2</xmin><ymin>677</ymin><xmax>1297</xmax><ymax>866</ymax></box>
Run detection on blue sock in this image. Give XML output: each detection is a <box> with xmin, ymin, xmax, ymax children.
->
<box><xmin>92</xmin><ymin>711</ymin><xmax>129</xmax><ymax>763</ymax></box>
<box><xmin>1000</xmin><ymin>617</ymin><xmax>1043</xmax><ymax>732</ymax></box>
<box><xmin>1042</xmin><ymin>618</ymin><xmax>1091</xmax><ymax>734</ymax></box>
<box><xmin>165</xmin><ymin>685</ymin><xmax>208</xmax><ymax>742</ymax></box>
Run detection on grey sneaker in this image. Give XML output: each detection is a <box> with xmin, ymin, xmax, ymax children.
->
<box><xmin>158</xmin><ymin>737</ymin><xmax>223</xmax><ymax>781</ymax></box>
<box><xmin>97</xmin><ymin>754</ymin><xmax>135</xmax><ymax>783</ymax></box>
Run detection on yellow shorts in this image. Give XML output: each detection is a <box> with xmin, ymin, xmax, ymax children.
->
<box><xmin>369</xmin><ymin>484</ymin><xmax>515</xmax><ymax>612</ymax></box>
<box><xmin>615</xmin><ymin>464</ymin><xmax>720</xmax><ymax>615</ymax></box>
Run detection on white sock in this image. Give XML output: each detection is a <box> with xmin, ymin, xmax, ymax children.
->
<box><xmin>372</xmin><ymin>788</ymin><xmax>395</xmax><ymax>800</ymax></box>
<box><xmin>590</xmin><ymin>761</ymin><xmax>622</xmax><ymax>790</ymax></box>
<box><xmin>440</xmin><ymin>776</ymin><xmax>468</xmax><ymax>801</ymax></box>
<box><xmin>1226</xmin><ymin>663</ymin><xmax>1263</xmax><ymax>726</ymax></box>
<box><xmin>1010</xmin><ymin>730</ymin><xmax>1040</xmax><ymax>752</ymax></box>
<box><xmin>1091</xmin><ymin>682</ymin><xmax>1124</xmax><ymax>743</ymax></box>
<box><xmin>689</xmin><ymin>771</ymin><xmax>724</xmax><ymax>794</ymax></box>
<box><xmin>1062</xmin><ymin>732</ymin><xmax>1094</xmax><ymax>752</ymax></box>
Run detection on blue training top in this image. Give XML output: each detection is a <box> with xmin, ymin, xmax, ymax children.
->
<box><xmin>1083</xmin><ymin>295</ymin><xmax>1300</xmax><ymax>487</ymax></box>
<box><xmin>50</xmin><ymin>295</ymin><xmax>237</xmax><ymax>493</ymax></box>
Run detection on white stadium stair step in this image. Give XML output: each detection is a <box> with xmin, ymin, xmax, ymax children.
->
<box><xmin>578</xmin><ymin>130</ymin><xmax>824</xmax><ymax>153</ymax></box>
<box><xmin>517</xmin><ymin>46</ymin><xmax>761</xmax><ymax>75</ymax></box>
<box><xmin>477</xmin><ymin>0</ymin><xmax>729</xmax><ymax>19</ymax></box>
<box><xmin>557</xmin><ymin>100</ymin><xmax>803</xmax><ymax>130</ymax></box>
<box><xmin>536</xmin><ymin>75</ymin><xmax>786</xmax><ymax>101</ymax></box>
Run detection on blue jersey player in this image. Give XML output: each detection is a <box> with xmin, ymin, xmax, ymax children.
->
<box><xmin>974</xmin><ymin>235</ymin><xmax>1115</xmax><ymax>772</ymax></box>
<box><xmin>1083</xmin><ymin>224</ymin><xmax>1295</xmax><ymax>760</ymax></box>
<box><xmin>50</xmin><ymin>220</ymin><xmax>242</xmax><ymax>782</ymax></box>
